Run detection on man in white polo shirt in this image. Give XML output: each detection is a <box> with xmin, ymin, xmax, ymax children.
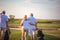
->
<box><xmin>28</xmin><ymin>13</ymin><xmax>37</xmax><ymax>40</ymax></box>
<box><xmin>0</xmin><ymin>11</ymin><xmax>8</xmax><ymax>40</ymax></box>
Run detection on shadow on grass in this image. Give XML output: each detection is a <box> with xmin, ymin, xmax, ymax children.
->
<box><xmin>9</xmin><ymin>30</ymin><xmax>60</xmax><ymax>40</ymax></box>
<box><xmin>44</xmin><ymin>34</ymin><xmax>60</xmax><ymax>40</ymax></box>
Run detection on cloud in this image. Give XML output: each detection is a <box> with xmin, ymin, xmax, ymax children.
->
<box><xmin>25</xmin><ymin>0</ymin><xmax>31</xmax><ymax>2</ymax></box>
<box><xmin>0</xmin><ymin>0</ymin><xmax>60</xmax><ymax>19</ymax></box>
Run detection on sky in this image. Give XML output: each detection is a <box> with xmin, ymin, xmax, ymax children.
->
<box><xmin>0</xmin><ymin>0</ymin><xmax>60</xmax><ymax>20</ymax></box>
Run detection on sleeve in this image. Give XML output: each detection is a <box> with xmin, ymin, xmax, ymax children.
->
<box><xmin>6</xmin><ymin>16</ymin><xmax>8</xmax><ymax>21</ymax></box>
<box><xmin>21</xmin><ymin>20</ymin><xmax>24</xmax><ymax>24</ymax></box>
<box><xmin>34</xmin><ymin>18</ymin><xmax>37</xmax><ymax>23</ymax></box>
<box><xmin>27</xmin><ymin>17</ymin><xmax>30</xmax><ymax>21</ymax></box>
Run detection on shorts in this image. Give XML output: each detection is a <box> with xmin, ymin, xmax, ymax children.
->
<box><xmin>22</xmin><ymin>26</ymin><xmax>28</xmax><ymax>30</ymax></box>
<box><xmin>29</xmin><ymin>29</ymin><xmax>35</xmax><ymax>36</ymax></box>
<box><xmin>29</xmin><ymin>26</ymin><xmax>36</xmax><ymax>30</ymax></box>
<box><xmin>0</xmin><ymin>27</ymin><xmax>6</xmax><ymax>37</ymax></box>
<box><xmin>28</xmin><ymin>26</ymin><xmax>36</xmax><ymax>36</ymax></box>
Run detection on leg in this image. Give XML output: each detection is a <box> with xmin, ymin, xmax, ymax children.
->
<box><xmin>21</xmin><ymin>29</ymin><xmax>25</xmax><ymax>40</ymax></box>
<box><xmin>32</xmin><ymin>31</ymin><xmax>36</xmax><ymax>40</ymax></box>
<box><xmin>1</xmin><ymin>28</ymin><xmax>6</xmax><ymax>40</ymax></box>
<box><xmin>0</xmin><ymin>28</ymin><xmax>1</xmax><ymax>40</ymax></box>
<box><xmin>25</xmin><ymin>30</ymin><xmax>28</xmax><ymax>40</ymax></box>
<box><xmin>32</xmin><ymin>27</ymin><xmax>36</xmax><ymax>40</ymax></box>
<box><xmin>30</xmin><ymin>31</ymin><xmax>35</xmax><ymax>40</ymax></box>
<box><xmin>30</xmin><ymin>30</ymin><xmax>36</xmax><ymax>40</ymax></box>
<box><xmin>31</xmin><ymin>35</ymin><xmax>33</xmax><ymax>40</ymax></box>
<box><xmin>29</xmin><ymin>29</ymin><xmax>33</xmax><ymax>40</ymax></box>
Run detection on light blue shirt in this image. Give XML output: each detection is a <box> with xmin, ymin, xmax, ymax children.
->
<box><xmin>28</xmin><ymin>17</ymin><xmax>36</xmax><ymax>26</ymax></box>
<box><xmin>1</xmin><ymin>14</ymin><xmax>8</xmax><ymax>28</ymax></box>
<box><xmin>28</xmin><ymin>17</ymin><xmax>36</xmax><ymax>30</ymax></box>
<box><xmin>21</xmin><ymin>19</ymin><xmax>30</xmax><ymax>30</ymax></box>
<box><xmin>0</xmin><ymin>14</ymin><xmax>2</xmax><ymax>27</ymax></box>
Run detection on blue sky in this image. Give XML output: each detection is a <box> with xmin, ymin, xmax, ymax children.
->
<box><xmin>0</xmin><ymin>0</ymin><xmax>60</xmax><ymax>20</ymax></box>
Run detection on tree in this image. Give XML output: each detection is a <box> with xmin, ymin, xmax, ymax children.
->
<box><xmin>9</xmin><ymin>15</ymin><xmax>15</xmax><ymax>22</ymax></box>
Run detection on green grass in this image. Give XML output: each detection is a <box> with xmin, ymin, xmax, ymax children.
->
<box><xmin>44</xmin><ymin>34</ymin><xmax>60</xmax><ymax>40</ymax></box>
<box><xmin>8</xmin><ymin>19</ymin><xmax>60</xmax><ymax>28</ymax></box>
<box><xmin>9</xmin><ymin>30</ymin><xmax>21</xmax><ymax>40</ymax></box>
<box><xmin>37</xmin><ymin>23</ymin><xmax>60</xmax><ymax>28</ymax></box>
<box><xmin>7</xmin><ymin>19</ymin><xmax>60</xmax><ymax>40</ymax></box>
<box><xmin>9</xmin><ymin>29</ymin><xmax>60</xmax><ymax>40</ymax></box>
<box><xmin>43</xmin><ymin>30</ymin><xmax>60</xmax><ymax>38</ymax></box>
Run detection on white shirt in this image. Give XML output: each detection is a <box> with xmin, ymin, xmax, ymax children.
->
<box><xmin>1</xmin><ymin>14</ymin><xmax>8</xmax><ymax>28</ymax></box>
<box><xmin>28</xmin><ymin>17</ymin><xmax>36</xmax><ymax>30</ymax></box>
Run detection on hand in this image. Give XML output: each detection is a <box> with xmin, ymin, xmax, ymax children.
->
<box><xmin>36</xmin><ymin>27</ymin><xmax>38</xmax><ymax>30</ymax></box>
<box><xmin>29</xmin><ymin>22</ymin><xmax>35</xmax><ymax>26</ymax></box>
<box><xmin>29</xmin><ymin>22</ymin><xmax>32</xmax><ymax>25</ymax></box>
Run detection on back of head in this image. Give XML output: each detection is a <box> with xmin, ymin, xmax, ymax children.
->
<box><xmin>30</xmin><ymin>13</ymin><xmax>33</xmax><ymax>17</ymax></box>
<box><xmin>2</xmin><ymin>10</ymin><xmax>6</xmax><ymax>14</ymax></box>
<box><xmin>24</xmin><ymin>15</ymin><xmax>27</xmax><ymax>20</ymax></box>
<box><xmin>24</xmin><ymin>15</ymin><xmax>27</xmax><ymax>18</ymax></box>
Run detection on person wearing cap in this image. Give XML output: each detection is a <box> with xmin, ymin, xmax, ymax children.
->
<box><xmin>28</xmin><ymin>13</ymin><xmax>37</xmax><ymax>40</ymax></box>
<box><xmin>0</xmin><ymin>11</ymin><xmax>8</xmax><ymax>40</ymax></box>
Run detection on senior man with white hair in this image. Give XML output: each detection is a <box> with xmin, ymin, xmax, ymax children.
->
<box><xmin>28</xmin><ymin>13</ymin><xmax>37</xmax><ymax>40</ymax></box>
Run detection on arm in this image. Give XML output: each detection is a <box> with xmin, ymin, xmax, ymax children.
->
<box><xmin>6</xmin><ymin>16</ymin><xmax>9</xmax><ymax>29</ymax></box>
<box><xmin>6</xmin><ymin>21</ymin><xmax>8</xmax><ymax>27</ymax></box>
<box><xmin>20</xmin><ymin>22</ymin><xmax>23</xmax><ymax>26</ymax></box>
<box><xmin>20</xmin><ymin>20</ymin><xmax>23</xmax><ymax>27</ymax></box>
<box><xmin>6</xmin><ymin>20</ymin><xmax>9</xmax><ymax>29</ymax></box>
<box><xmin>29</xmin><ymin>22</ymin><xmax>35</xmax><ymax>26</ymax></box>
<box><xmin>29</xmin><ymin>21</ymin><xmax>37</xmax><ymax>26</ymax></box>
